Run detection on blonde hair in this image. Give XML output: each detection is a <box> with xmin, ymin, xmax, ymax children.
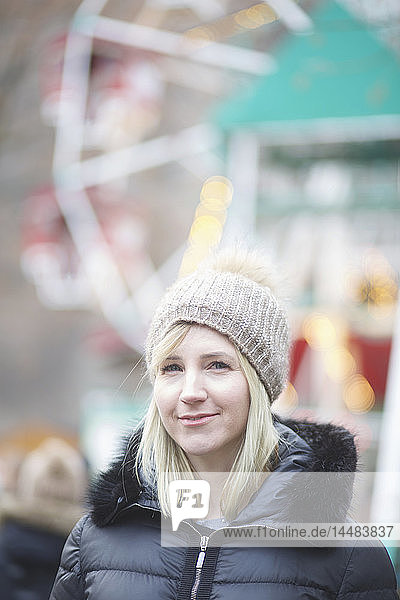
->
<box><xmin>136</xmin><ymin>322</ymin><xmax>280</xmax><ymax>521</ymax></box>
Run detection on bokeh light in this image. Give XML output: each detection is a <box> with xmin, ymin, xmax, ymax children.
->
<box><xmin>323</xmin><ymin>346</ymin><xmax>356</xmax><ymax>383</ymax></box>
<box><xmin>189</xmin><ymin>215</ymin><xmax>223</xmax><ymax>247</ymax></box>
<box><xmin>234</xmin><ymin>4</ymin><xmax>277</xmax><ymax>30</ymax></box>
<box><xmin>180</xmin><ymin>176</ymin><xmax>233</xmax><ymax>277</ymax></box>
<box><xmin>347</xmin><ymin>248</ymin><xmax>398</xmax><ymax>319</ymax></box>
<box><xmin>302</xmin><ymin>313</ymin><xmax>338</xmax><ymax>351</ymax></box>
<box><xmin>343</xmin><ymin>374</ymin><xmax>375</xmax><ymax>414</ymax></box>
<box><xmin>273</xmin><ymin>381</ymin><xmax>299</xmax><ymax>415</ymax></box>
<box><xmin>184</xmin><ymin>3</ymin><xmax>278</xmax><ymax>45</ymax></box>
<box><xmin>200</xmin><ymin>176</ymin><xmax>233</xmax><ymax>211</ymax></box>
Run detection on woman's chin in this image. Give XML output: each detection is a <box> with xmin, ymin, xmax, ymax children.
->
<box><xmin>182</xmin><ymin>443</ymin><xmax>216</xmax><ymax>458</ymax></box>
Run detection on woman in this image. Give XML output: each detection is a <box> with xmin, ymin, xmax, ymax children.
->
<box><xmin>50</xmin><ymin>248</ymin><xmax>398</xmax><ymax>599</ymax></box>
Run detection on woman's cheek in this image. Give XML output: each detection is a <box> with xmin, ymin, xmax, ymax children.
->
<box><xmin>154</xmin><ymin>387</ymin><xmax>176</xmax><ymax>421</ymax></box>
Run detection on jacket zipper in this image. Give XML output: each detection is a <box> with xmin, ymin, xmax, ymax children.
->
<box><xmin>186</xmin><ymin>523</ymin><xmax>276</xmax><ymax>600</ymax></box>
<box><xmin>190</xmin><ymin>535</ymin><xmax>209</xmax><ymax>600</ymax></box>
<box><xmin>113</xmin><ymin>502</ymin><xmax>303</xmax><ymax>597</ymax></box>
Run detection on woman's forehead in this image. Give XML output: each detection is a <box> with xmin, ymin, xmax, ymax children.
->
<box><xmin>173</xmin><ymin>324</ymin><xmax>235</xmax><ymax>353</ymax></box>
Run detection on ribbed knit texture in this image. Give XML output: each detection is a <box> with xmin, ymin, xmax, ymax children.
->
<box><xmin>145</xmin><ymin>268</ymin><xmax>290</xmax><ymax>403</ymax></box>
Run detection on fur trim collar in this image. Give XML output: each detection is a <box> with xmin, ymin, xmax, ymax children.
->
<box><xmin>280</xmin><ymin>418</ymin><xmax>357</xmax><ymax>472</ymax></box>
<box><xmin>88</xmin><ymin>419</ymin><xmax>358</xmax><ymax>528</ymax></box>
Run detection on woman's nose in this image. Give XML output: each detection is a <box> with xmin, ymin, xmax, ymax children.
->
<box><xmin>179</xmin><ymin>371</ymin><xmax>207</xmax><ymax>403</ymax></box>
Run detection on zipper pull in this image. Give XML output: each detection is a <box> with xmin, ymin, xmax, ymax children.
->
<box><xmin>196</xmin><ymin>535</ymin><xmax>209</xmax><ymax>568</ymax></box>
<box><xmin>196</xmin><ymin>551</ymin><xmax>205</xmax><ymax>569</ymax></box>
<box><xmin>191</xmin><ymin>535</ymin><xmax>210</xmax><ymax>600</ymax></box>
<box><xmin>200</xmin><ymin>535</ymin><xmax>209</xmax><ymax>551</ymax></box>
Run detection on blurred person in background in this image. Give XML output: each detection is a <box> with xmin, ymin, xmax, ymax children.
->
<box><xmin>50</xmin><ymin>247</ymin><xmax>398</xmax><ymax>599</ymax></box>
<box><xmin>0</xmin><ymin>436</ymin><xmax>86</xmax><ymax>599</ymax></box>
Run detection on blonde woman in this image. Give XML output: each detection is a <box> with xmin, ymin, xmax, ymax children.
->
<box><xmin>50</xmin><ymin>248</ymin><xmax>398</xmax><ymax>599</ymax></box>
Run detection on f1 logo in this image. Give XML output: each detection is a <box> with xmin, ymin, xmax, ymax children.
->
<box><xmin>169</xmin><ymin>480</ymin><xmax>210</xmax><ymax>531</ymax></box>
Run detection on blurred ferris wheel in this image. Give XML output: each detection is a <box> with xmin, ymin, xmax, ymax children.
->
<box><xmin>22</xmin><ymin>0</ymin><xmax>315</xmax><ymax>350</ymax></box>
<box><xmin>20</xmin><ymin>0</ymin><xmax>400</xmax><ymax>353</ymax></box>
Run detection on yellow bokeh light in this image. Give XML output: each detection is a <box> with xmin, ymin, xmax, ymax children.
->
<box><xmin>234</xmin><ymin>4</ymin><xmax>277</xmax><ymax>29</ymax></box>
<box><xmin>179</xmin><ymin>247</ymin><xmax>208</xmax><ymax>277</ymax></box>
<box><xmin>323</xmin><ymin>346</ymin><xmax>356</xmax><ymax>382</ymax></box>
<box><xmin>180</xmin><ymin>176</ymin><xmax>233</xmax><ymax>276</ymax></box>
<box><xmin>200</xmin><ymin>176</ymin><xmax>233</xmax><ymax>211</ymax></box>
<box><xmin>343</xmin><ymin>374</ymin><xmax>375</xmax><ymax>414</ymax></box>
<box><xmin>234</xmin><ymin>11</ymin><xmax>256</xmax><ymax>29</ymax></box>
<box><xmin>370</xmin><ymin>282</ymin><xmax>397</xmax><ymax>305</ymax></box>
<box><xmin>346</xmin><ymin>248</ymin><xmax>398</xmax><ymax>312</ymax></box>
<box><xmin>184</xmin><ymin>4</ymin><xmax>277</xmax><ymax>44</ymax></box>
<box><xmin>189</xmin><ymin>215</ymin><xmax>223</xmax><ymax>247</ymax></box>
<box><xmin>195</xmin><ymin>204</ymin><xmax>227</xmax><ymax>224</ymax></box>
<box><xmin>274</xmin><ymin>382</ymin><xmax>299</xmax><ymax>414</ymax></box>
<box><xmin>362</xmin><ymin>249</ymin><xmax>398</xmax><ymax>307</ymax></box>
<box><xmin>303</xmin><ymin>314</ymin><xmax>338</xmax><ymax>351</ymax></box>
<box><xmin>247</xmin><ymin>4</ymin><xmax>277</xmax><ymax>26</ymax></box>
<box><xmin>184</xmin><ymin>26</ymin><xmax>216</xmax><ymax>45</ymax></box>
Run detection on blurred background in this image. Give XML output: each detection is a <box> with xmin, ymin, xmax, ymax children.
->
<box><xmin>0</xmin><ymin>0</ymin><xmax>400</xmax><ymax>592</ymax></box>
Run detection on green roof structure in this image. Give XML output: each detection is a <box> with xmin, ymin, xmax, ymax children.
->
<box><xmin>213</xmin><ymin>1</ymin><xmax>400</xmax><ymax>139</ymax></box>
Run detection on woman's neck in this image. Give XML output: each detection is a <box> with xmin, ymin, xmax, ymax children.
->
<box><xmin>195</xmin><ymin>471</ymin><xmax>229</xmax><ymax>520</ymax></box>
<box><xmin>187</xmin><ymin>442</ymin><xmax>240</xmax><ymax>474</ymax></box>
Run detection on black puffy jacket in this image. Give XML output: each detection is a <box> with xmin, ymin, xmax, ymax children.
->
<box><xmin>50</xmin><ymin>420</ymin><xmax>398</xmax><ymax>599</ymax></box>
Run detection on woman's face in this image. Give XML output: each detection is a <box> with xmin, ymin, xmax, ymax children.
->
<box><xmin>153</xmin><ymin>325</ymin><xmax>250</xmax><ymax>471</ymax></box>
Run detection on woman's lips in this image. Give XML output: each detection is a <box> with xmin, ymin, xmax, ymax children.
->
<box><xmin>179</xmin><ymin>414</ymin><xmax>218</xmax><ymax>426</ymax></box>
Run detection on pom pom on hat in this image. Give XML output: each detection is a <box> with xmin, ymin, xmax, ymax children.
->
<box><xmin>200</xmin><ymin>245</ymin><xmax>283</xmax><ymax>296</ymax></box>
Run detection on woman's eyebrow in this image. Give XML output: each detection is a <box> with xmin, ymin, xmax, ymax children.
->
<box><xmin>164</xmin><ymin>352</ymin><xmax>236</xmax><ymax>361</ymax></box>
<box><xmin>200</xmin><ymin>352</ymin><xmax>235</xmax><ymax>360</ymax></box>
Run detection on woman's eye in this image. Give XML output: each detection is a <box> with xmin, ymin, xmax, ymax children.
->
<box><xmin>210</xmin><ymin>361</ymin><xmax>230</xmax><ymax>370</ymax></box>
<box><xmin>161</xmin><ymin>363</ymin><xmax>182</xmax><ymax>373</ymax></box>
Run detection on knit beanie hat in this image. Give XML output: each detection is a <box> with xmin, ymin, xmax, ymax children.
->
<box><xmin>145</xmin><ymin>247</ymin><xmax>290</xmax><ymax>403</ymax></box>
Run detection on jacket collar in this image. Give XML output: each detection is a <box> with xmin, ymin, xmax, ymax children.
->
<box><xmin>88</xmin><ymin>418</ymin><xmax>358</xmax><ymax>528</ymax></box>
